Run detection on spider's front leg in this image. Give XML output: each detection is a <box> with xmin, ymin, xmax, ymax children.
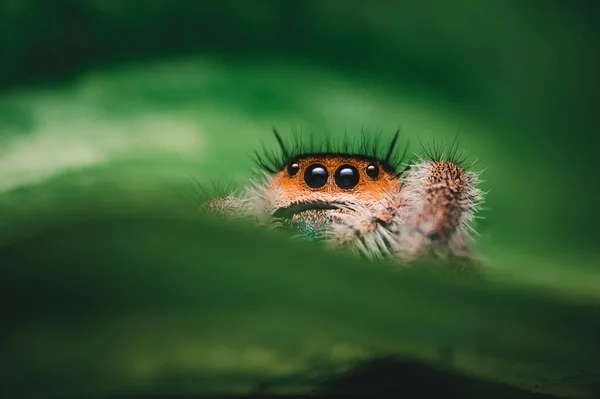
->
<box><xmin>324</xmin><ymin>196</ymin><xmax>404</xmax><ymax>260</ymax></box>
<box><xmin>199</xmin><ymin>175</ymin><xmax>282</xmax><ymax>227</ymax></box>
<box><xmin>397</xmin><ymin>159</ymin><xmax>484</xmax><ymax>262</ymax></box>
<box><xmin>200</xmin><ymin>192</ymin><xmax>251</xmax><ymax>220</ymax></box>
<box><xmin>200</xmin><ymin>189</ymin><xmax>268</xmax><ymax>230</ymax></box>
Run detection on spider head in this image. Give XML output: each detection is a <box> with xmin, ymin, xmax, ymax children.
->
<box><xmin>268</xmin><ymin>154</ymin><xmax>401</xmax><ymax>235</ymax></box>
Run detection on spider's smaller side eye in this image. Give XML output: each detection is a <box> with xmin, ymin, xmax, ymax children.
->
<box><xmin>287</xmin><ymin>162</ymin><xmax>300</xmax><ymax>176</ymax></box>
<box><xmin>304</xmin><ymin>164</ymin><xmax>328</xmax><ymax>188</ymax></box>
<box><xmin>366</xmin><ymin>164</ymin><xmax>380</xmax><ymax>178</ymax></box>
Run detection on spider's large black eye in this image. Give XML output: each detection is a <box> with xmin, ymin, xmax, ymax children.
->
<box><xmin>335</xmin><ymin>165</ymin><xmax>360</xmax><ymax>190</ymax></box>
<box><xmin>366</xmin><ymin>164</ymin><xmax>380</xmax><ymax>178</ymax></box>
<box><xmin>287</xmin><ymin>162</ymin><xmax>300</xmax><ymax>176</ymax></box>
<box><xmin>304</xmin><ymin>164</ymin><xmax>328</xmax><ymax>188</ymax></box>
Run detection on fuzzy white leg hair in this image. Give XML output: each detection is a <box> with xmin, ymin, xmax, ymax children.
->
<box><xmin>396</xmin><ymin>159</ymin><xmax>484</xmax><ymax>261</ymax></box>
<box><xmin>322</xmin><ymin>194</ymin><xmax>405</xmax><ymax>260</ymax></box>
<box><xmin>199</xmin><ymin>172</ymin><xmax>280</xmax><ymax>227</ymax></box>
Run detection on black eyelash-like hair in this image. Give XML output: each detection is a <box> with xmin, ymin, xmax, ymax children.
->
<box><xmin>417</xmin><ymin>131</ymin><xmax>474</xmax><ymax>169</ymax></box>
<box><xmin>253</xmin><ymin>127</ymin><xmax>410</xmax><ymax>176</ymax></box>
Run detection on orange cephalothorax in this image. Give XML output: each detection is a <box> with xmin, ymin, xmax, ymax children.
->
<box><xmin>268</xmin><ymin>154</ymin><xmax>402</xmax><ymax>211</ymax></box>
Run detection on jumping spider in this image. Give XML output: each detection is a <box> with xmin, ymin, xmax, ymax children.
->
<box><xmin>201</xmin><ymin>129</ymin><xmax>484</xmax><ymax>269</ymax></box>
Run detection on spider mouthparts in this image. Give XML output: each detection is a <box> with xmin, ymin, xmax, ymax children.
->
<box><xmin>273</xmin><ymin>201</ymin><xmax>345</xmax><ymax>219</ymax></box>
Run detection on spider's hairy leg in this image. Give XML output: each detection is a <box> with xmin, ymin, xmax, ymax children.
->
<box><xmin>199</xmin><ymin>172</ymin><xmax>282</xmax><ymax>227</ymax></box>
<box><xmin>324</xmin><ymin>196</ymin><xmax>404</xmax><ymax>260</ymax></box>
<box><xmin>190</xmin><ymin>174</ymin><xmax>250</xmax><ymax>220</ymax></box>
<box><xmin>398</xmin><ymin>159</ymin><xmax>484</xmax><ymax>261</ymax></box>
<box><xmin>199</xmin><ymin>191</ymin><xmax>252</xmax><ymax>220</ymax></box>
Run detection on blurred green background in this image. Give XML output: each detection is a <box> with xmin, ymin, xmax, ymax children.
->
<box><xmin>1</xmin><ymin>1</ymin><xmax>599</xmax><ymax>398</ymax></box>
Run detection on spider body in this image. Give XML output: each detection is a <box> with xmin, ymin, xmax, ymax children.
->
<box><xmin>202</xmin><ymin>130</ymin><xmax>484</xmax><ymax>266</ymax></box>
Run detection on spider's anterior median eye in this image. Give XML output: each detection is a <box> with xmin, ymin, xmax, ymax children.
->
<box><xmin>287</xmin><ymin>162</ymin><xmax>300</xmax><ymax>176</ymax></box>
<box><xmin>366</xmin><ymin>164</ymin><xmax>380</xmax><ymax>178</ymax></box>
<box><xmin>304</xmin><ymin>164</ymin><xmax>328</xmax><ymax>188</ymax></box>
<box><xmin>335</xmin><ymin>165</ymin><xmax>359</xmax><ymax>189</ymax></box>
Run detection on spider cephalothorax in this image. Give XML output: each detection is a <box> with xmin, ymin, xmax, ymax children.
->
<box><xmin>201</xmin><ymin>129</ymin><xmax>484</xmax><ymax>267</ymax></box>
<box><xmin>266</xmin><ymin>153</ymin><xmax>403</xmax><ymax>238</ymax></box>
